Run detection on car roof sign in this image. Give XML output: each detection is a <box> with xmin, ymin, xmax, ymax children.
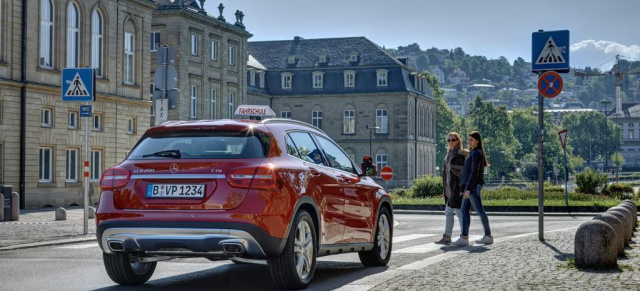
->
<box><xmin>234</xmin><ymin>105</ymin><xmax>276</xmax><ymax>120</ymax></box>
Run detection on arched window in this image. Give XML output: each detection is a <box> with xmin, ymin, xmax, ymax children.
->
<box><xmin>375</xmin><ymin>149</ymin><xmax>388</xmax><ymax>178</ymax></box>
<box><xmin>67</xmin><ymin>2</ymin><xmax>79</xmax><ymax>68</ymax></box>
<box><xmin>124</xmin><ymin>20</ymin><xmax>136</xmax><ymax>85</ymax></box>
<box><xmin>375</xmin><ymin>104</ymin><xmax>388</xmax><ymax>134</ymax></box>
<box><xmin>91</xmin><ymin>10</ymin><xmax>103</xmax><ymax>77</ymax></box>
<box><xmin>343</xmin><ymin>104</ymin><xmax>355</xmax><ymax>134</ymax></box>
<box><xmin>40</xmin><ymin>0</ymin><xmax>54</xmax><ymax>68</ymax></box>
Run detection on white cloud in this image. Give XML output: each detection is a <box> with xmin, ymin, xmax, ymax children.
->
<box><xmin>570</xmin><ymin>40</ymin><xmax>640</xmax><ymax>58</ymax></box>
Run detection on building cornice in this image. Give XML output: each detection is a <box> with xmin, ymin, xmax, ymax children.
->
<box><xmin>124</xmin><ymin>0</ymin><xmax>157</xmax><ymax>10</ymax></box>
<box><xmin>153</xmin><ymin>8</ymin><xmax>252</xmax><ymax>38</ymax></box>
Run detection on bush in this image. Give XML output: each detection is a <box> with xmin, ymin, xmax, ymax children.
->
<box><xmin>389</xmin><ymin>188</ymin><xmax>410</xmax><ymax>197</ymax></box>
<box><xmin>576</xmin><ymin>168</ymin><xmax>608</xmax><ymax>194</ymax></box>
<box><xmin>498</xmin><ymin>186</ymin><xmax>520</xmax><ymax>192</ymax></box>
<box><xmin>603</xmin><ymin>183</ymin><xmax>634</xmax><ymax>200</ymax></box>
<box><xmin>546</xmin><ymin>185</ymin><xmax>565</xmax><ymax>193</ymax></box>
<box><xmin>410</xmin><ymin>175</ymin><xmax>443</xmax><ymax>198</ymax></box>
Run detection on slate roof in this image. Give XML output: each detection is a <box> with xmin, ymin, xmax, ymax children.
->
<box><xmin>247</xmin><ymin>37</ymin><xmax>406</xmax><ymax>70</ymax></box>
<box><xmin>155</xmin><ymin>0</ymin><xmax>199</xmax><ymax>8</ymax></box>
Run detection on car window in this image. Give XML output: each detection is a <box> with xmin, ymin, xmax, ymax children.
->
<box><xmin>285</xmin><ymin>134</ymin><xmax>300</xmax><ymax>158</ymax></box>
<box><xmin>128</xmin><ymin>130</ymin><xmax>265</xmax><ymax>159</ymax></box>
<box><xmin>288</xmin><ymin>132</ymin><xmax>324</xmax><ymax>165</ymax></box>
<box><xmin>315</xmin><ymin>135</ymin><xmax>356</xmax><ymax>174</ymax></box>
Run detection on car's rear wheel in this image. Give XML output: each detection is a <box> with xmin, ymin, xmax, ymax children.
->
<box><xmin>103</xmin><ymin>252</ymin><xmax>157</xmax><ymax>285</ymax></box>
<box><xmin>359</xmin><ymin>206</ymin><xmax>392</xmax><ymax>266</ymax></box>
<box><xmin>268</xmin><ymin>210</ymin><xmax>317</xmax><ymax>290</ymax></box>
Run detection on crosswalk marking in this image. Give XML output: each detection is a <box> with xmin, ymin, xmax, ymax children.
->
<box><xmin>394</xmin><ymin>235</ymin><xmax>482</xmax><ymax>254</ymax></box>
<box><xmin>56</xmin><ymin>243</ymin><xmax>98</xmax><ymax>249</ymax></box>
<box><xmin>392</xmin><ymin>234</ymin><xmax>437</xmax><ymax>244</ymax></box>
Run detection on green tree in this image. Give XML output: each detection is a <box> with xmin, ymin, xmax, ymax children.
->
<box><xmin>611</xmin><ymin>152</ymin><xmax>625</xmax><ymax>169</ymax></box>
<box><xmin>467</xmin><ymin>96</ymin><xmax>520</xmax><ymax>179</ymax></box>
<box><xmin>561</xmin><ymin>111</ymin><xmax>622</xmax><ymax>169</ymax></box>
<box><xmin>425</xmin><ymin>72</ymin><xmax>463</xmax><ymax>166</ymax></box>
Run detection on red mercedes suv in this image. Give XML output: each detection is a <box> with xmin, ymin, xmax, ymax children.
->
<box><xmin>96</xmin><ymin>110</ymin><xmax>393</xmax><ymax>289</ymax></box>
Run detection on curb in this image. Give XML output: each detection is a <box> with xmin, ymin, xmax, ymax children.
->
<box><xmin>392</xmin><ymin>204</ymin><xmax>638</xmax><ymax>213</ymax></box>
<box><xmin>0</xmin><ymin>236</ymin><xmax>97</xmax><ymax>252</ymax></box>
<box><xmin>393</xmin><ymin>209</ymin><xmax>598</xmax><ymax>217</ymax></box>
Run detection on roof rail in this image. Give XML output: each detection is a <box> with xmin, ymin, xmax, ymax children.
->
<box><xmin>261</xmin><ymin>118</ymin><xmax>326</xmax><ymax>134</ymax></box>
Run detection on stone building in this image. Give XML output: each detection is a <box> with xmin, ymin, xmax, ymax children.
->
<box><xmin>0</xmin><ymin>0</ymin><xmax>155</xmax><ymax>208</ymax></box>
<box><xmin>150</xmin><ymin>0</ymin><xmax>251</xmax><ymax>122</ymax></box>
<box><xmin>247</xmin><ymin>37</ymin><xmax>437</xmax><ymax>188</ymax></box>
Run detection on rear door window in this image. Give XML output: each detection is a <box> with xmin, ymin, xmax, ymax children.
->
<box><xmin>315</xmin><ymin>135</ymin><xmax>356</xmax><ymax>174</ymax></box>
<box><xmin>285</xmin><ymin>134</ymin><xmax>301</xmax><ymax>158</ymax></box>
<box><xmin>288</xmin><ymin>132</ymin><xmax>324</xmax><ymax>165</ymax></box>
<box><xmin>128</xmin><ymin>131</ymin><xmax>265</xmax><ymax>160</ymax></box>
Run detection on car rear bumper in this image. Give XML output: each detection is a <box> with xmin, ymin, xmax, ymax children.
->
<box><xmin>97</xmin><ymin>221</ymin><xmax>285</xmax><ymax>259</ymax></box>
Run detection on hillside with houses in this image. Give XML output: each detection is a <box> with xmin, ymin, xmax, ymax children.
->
<box><xmin>387</xmin><ymin>43</ymin><xmax>640</xmax><ymax>116</ymax></box>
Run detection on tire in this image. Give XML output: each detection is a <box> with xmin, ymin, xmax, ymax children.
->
<box><xmin>103</xmin><ymin>252</ymin><xmax>157</xmax><ymax>285</ymax></box>
<box><xmin>268</xmin><ymin>210</ymin><xmax>317</xmax><ymax>290</ymax></box>
<box><xmin>359</xmin><ymin>206</ymin><xmax>392</xmax><ymax>266</ymax></box>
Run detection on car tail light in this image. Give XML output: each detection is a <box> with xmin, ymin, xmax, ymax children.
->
<box><xmin>100</xmin><ymin>167</ymin><xmax>131</xmax><ymax>190</ymax></box>
<box><xmin>228</xmin><ymin>164</ymin><xmax>276</xmax><ymax>190</ymax></box>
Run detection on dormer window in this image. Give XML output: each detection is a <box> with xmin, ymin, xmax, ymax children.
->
<box><xmin>318</xmin><ymin>55</ymin><xmax>327</xmax><ymax>63</ymax></box>
<box><xmin>281</xmin><ymin>72</ymin><xmax>293</xmax><ymax>89</ymax></box>
<box><xmin>312</xmin><ymin>71</ymin><xmax>324</xmax><ymax>89</ymax></box>
<box><xmin>349</xmin><ymin>53</ymin><xmax>358</xmax><ymax>62</ymax></box>
<box><xmin>287</xmin><ymin>56</ymin><xmax>296</xmax><ymax>65</ymax></box>
<box><xmin>376</xmin><ymin>69</ymin><xmax>388</xmax><ymax>86</ymax></box>
<box><xmin>344</xmin><ymin>70</ymin><xmax>356</xmax><ymax>88</ymax></box>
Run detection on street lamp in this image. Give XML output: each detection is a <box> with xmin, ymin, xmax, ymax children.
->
<box><xmin>365</xmin><ymin>125</ymin><xmax>380</xmax><ymax>157</ymax></box>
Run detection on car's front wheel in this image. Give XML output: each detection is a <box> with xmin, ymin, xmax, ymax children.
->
<box><xmin>359</xmin><ymin>206</ymin><xmax>392</xmax><ymax>266</ymax></box>
<box><xmin>268</xmin><ymin>210</ymin><xmax>317</xmax><ymax>290</ymax></box>
<box><xmin>103</xmin><ymin>252</ymin><xmax>157</xmax><ymax>285</ymax></box>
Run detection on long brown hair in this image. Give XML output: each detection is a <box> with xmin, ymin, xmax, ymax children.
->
<box><xmin>469</xmin><ymin>131</ymin><xmax>490</xmax><ymax>167</ymax></box>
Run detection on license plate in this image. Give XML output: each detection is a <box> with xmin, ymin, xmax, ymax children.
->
<box><xmin>146</xmin><ymin>184</ymin><xmax>205</xmax><ymax>198</ymax></box>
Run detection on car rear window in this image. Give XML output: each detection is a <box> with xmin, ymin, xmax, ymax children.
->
<box><xmin>128</xmin><ymin>130</ymin><xmax>266</xmax><ymax>160</ymax></box>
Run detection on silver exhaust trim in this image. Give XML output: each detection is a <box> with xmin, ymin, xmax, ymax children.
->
<box><xmin>107</xmin><ymin>240</ymin><xmax>126</xmax><ymax>252</ymax></box>
<box><xmin>220</xmin><ymin>242</ymin><xmax>246</xmax><ymax>254</ymax></box>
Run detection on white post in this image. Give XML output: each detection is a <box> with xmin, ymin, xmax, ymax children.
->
<box><xmin>83</xmin><ymin>101</ymin><xmax>89</xmax><ymax>235</ymax></box>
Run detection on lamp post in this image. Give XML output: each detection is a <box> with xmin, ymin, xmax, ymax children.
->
<box><xmin>601</xmin><ymin>100</ymin><xmax>611</xmax><ymax>171</ymax></box>
<box><xmin>366</xmin><ymin>125</ymin><xmax>380</xmax><ymax>157</ymax></box>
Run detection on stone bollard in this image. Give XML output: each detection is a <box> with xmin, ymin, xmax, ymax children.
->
<box><xmin>608</xmin><ymin>208</ymin><xmax>632</xmax><ymax>246</ymax></box>
<box><xmin>620</xmin><ymin>200</ymin><xmax>637</xmax><ymax>228</ymax></box>
<box><xmin>593</xmin><ymin>213</ymin><xmax>625</xmax><ymax>256</ymax></box>
<box><xmin>88</xmin><ymin>206</ymin><xmax>96</xmax><ymax>219</ymax></box>
<box><xmin>55</xmin><ymin>207</ymin><xmax>67</xmax><ymax>221</ymax></box>
<box><xmin>618</xmin><ymin>202</ymin><xmax>636</xmax><ymax>233</ymax></box>
<box><xmin>11</xmin><ymin>192</ymin><xmax>19</xmax><ymax>221</ymax></box>
<box><xmin>575</xmin><ymin>220</ymin><xmax>618</xmax><ymax>269</ymax></box>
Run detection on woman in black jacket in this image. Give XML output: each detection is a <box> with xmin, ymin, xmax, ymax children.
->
<box><xmin>435</xmin><ymin>132</ymin><xmax>468</xmax><ymax>245</ymax></box>
<box><xmin>451</xmin><ymin>131</ymin><xmax>493</xmax><ymax>246</ymax></box>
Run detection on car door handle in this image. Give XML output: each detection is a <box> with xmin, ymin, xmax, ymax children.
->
<box><xmin>309</xmin><ymin>168</ymin><xmax>321</xmax><ymax>176</ymax></box>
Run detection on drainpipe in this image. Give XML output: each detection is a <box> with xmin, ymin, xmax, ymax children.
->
<box><xmin>19</xmin><ymin>0</ymin><xmax>27</xmax><ymax>209</ymax></box>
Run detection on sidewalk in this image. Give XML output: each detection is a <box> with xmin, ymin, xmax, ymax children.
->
<box><xmin>373</xmin><ymin>229</ymin><xmax>640</xmax><ymax>290</ymax></box>
<box><xmin>0</xmin><ymin>207</ymin><xmax>96</xmax><ymax>250</ymax></box>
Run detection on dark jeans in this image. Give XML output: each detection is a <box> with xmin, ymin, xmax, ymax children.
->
<box><xmin>461</xmin><ymin>184</ymin><xmax>491</xmax><ymax>237</ymax></box>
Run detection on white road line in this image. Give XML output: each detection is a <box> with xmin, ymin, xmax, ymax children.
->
<box><xmin>392</xmin><ymin>234</ymin><xmax>438</xmax><ymax>244</ymax></box>
<box><xmin>394</xmin><ymin>220</ymin><xmax>399</xmax><ymax>227</ymax></box>
<box><xmin>394</xmin><ymin>236</ymin><xmax>482</xmax><ymax>254</ymax></box>
<box><xmin>56</xmin><ymin>243</ymin><xmax>99</xmax><ymax>249</ymax></box>
<box><xmin>343</xmin><ymin>226</ymin><xmax>583</xmax><ymax>290</ymax></box>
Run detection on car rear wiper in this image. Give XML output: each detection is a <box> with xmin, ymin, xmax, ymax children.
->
<box><xmin>142</xmin><ymin>149</ymin><xmax>181</xmax><ymax>159</ymax></box>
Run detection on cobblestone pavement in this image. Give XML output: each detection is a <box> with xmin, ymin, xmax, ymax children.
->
<box><xmin>0</xmin><ymin>208</ymin><xmax>95</xmax><ymax>248</ymax></box>
<box><xmin>373</xmin><ymin>230</ymin><xmax>640</xmax><ymax>290</ymax></box>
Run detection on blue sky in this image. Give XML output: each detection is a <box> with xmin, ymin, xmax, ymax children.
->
<box><xmin>204</xmin><ymin>0</ymin><xmax>639</xmax><ymax>70</ymax></box>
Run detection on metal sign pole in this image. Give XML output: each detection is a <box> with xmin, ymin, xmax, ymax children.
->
<box><xmin>564</xmin><ymin>146</ymin><xmax>568</xmax><ymax>207</ymax></box>
<box><xmin>83</xmin><ymin>101</ymin><xmax>89</xmax><ymax>235</ymax></box>
<box><xmin>538</xmin><ymin>73</ymin><xmax>544</xmax><ymax>241</ymax></box>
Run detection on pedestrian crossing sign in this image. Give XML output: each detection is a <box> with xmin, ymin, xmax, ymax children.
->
<box><xmin>531</xmin><ymin>30</ymin><xmax>570</xmax><ymax>73</ymax></box>
<box><xmin>61</xmin><ymin>68</ymin><xmax>95</xmax><ymax>102</ymax></box>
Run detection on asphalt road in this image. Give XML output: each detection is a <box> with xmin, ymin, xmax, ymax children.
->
<box><xmin>0</xmin><ymin>213</ymin><xmax>593</xmax><ymax>291</ymax></box>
